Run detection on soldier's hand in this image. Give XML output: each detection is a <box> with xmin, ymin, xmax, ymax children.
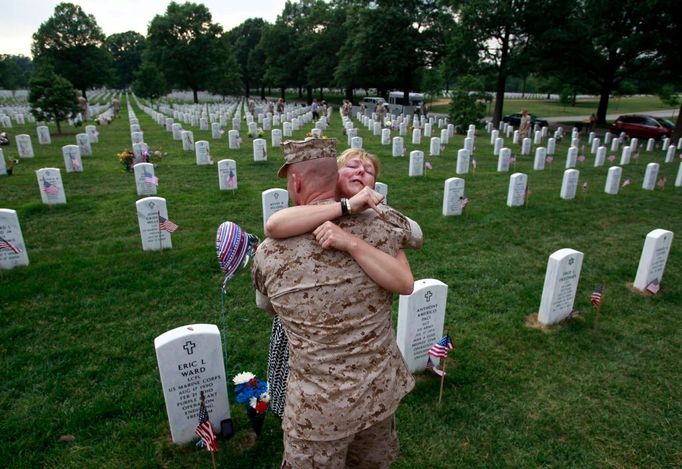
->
<box><xmin>313</xmin><ymin>221</ymin><xmax>356</xmax><ymax>252</ymax></box>
<box><xmin>349</xmin><ymin>186</ymin><xmax>384</xmax><ymax>215</ymax></box>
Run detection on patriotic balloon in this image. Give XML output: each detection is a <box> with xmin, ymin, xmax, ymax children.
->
<box><xmin>216</xmin><ymin>222</ymin><xmax>260</xmax><ymax>286</ymax></box>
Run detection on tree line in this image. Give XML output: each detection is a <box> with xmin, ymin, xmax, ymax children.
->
<box><xmin>5</xmin><ymin>0</ymin><xmax>681</xmax><ymax>131</ymax></box>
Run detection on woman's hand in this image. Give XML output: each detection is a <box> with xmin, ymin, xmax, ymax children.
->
<box><xmin>313</xmin><ymin>221</ymin><xmax>357</xmax><ymax>252</ymax></box>
<box><xmin>349</xmin><ymin>186</ymin><xmax>384</xmax><ymax>214</ymax></box>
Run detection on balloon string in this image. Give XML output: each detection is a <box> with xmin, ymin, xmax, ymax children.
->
<box><xmin>220</xmin><ymin>283</ymin><xmax>229</xmax><ymax>386</ymax></box>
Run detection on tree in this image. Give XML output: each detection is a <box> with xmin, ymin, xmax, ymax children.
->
<box><xmin>28</xmin><ymin>66</ymin><xmax>79</xmax><ymax>134</ymax></box>
<box><xmin>207</xmin><ymin>36</ymin><xmax>243</xmax><ymax>98</ymax></box>
<box><xmin>260</xmin><ymin>20</ymin><xmax>300</xmax><ymax>98</ymax></box>
<box><xmin>146</xmin><ymin>2</ymin><xmax>224</xmax><ymax>103</ymax></box>
<box><xmin>106</xmin><ymin>31</ymin><xmax>146</xmax><ymax>89</ymax></box>
<box><xmin>131</xmin><ymin>60</ymin><xmax>168</xmax><ymax>102</ymax></box>
<box><xmin>31</xmin><ymin>2</ymin><xmax>111</xmax><ymax>98</ymax></box>
<box><xmin>226</xmin><ymin>18</ymin><xmax>267</xmax><ymax>97</ymax></box>
<box><xmin>0</xmin><ymin>55</ymin><xmax>33</xmax><ymax>91</ymax></box>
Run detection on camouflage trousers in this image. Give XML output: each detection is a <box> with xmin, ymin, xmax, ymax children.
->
<box><xmin>282</xmin><ymin>414</ymin><xmax>398</xmax><ymax>469</ymax></box>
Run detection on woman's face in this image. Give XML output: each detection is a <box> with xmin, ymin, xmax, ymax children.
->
<box><xmin>337</xmin><ymin>157</ymin><xmax>377</xmax><ymax>197</ymax></box>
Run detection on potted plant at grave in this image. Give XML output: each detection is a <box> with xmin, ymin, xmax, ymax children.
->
<box><xmin>232</xmin><ymin>371</ymin><xmax>270</xmax><ymax>435</ymax></box>
<box><xmin>117</xmin><ymin>149</ymin><xmax>135</xmax><ymax>172</ymax></box>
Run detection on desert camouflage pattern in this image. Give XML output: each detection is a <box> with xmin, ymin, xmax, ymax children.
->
<box><xmin>252</xmin><ymin>201</ymin><xmax>419</xmax><ymax>441</ymax></box>
<box><xmin>277</xmin><ymin>138</ymin><xmax>338</xmax><ymax>177</ymax></box>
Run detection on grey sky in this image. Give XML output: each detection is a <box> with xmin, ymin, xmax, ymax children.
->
<box><xmin>1</xmin><ymin>0</ymin><xmax>288</xmax><ymax>57</ymax></box>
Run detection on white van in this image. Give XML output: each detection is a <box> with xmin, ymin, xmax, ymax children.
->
<box><xmin>388</xmin><ymin>91</ymin><xmax>424</xmax><ymax>108</ymax></box>
<box><xmin>361</xmin><ymin>97</ymin><xmax>386</xmax><ymax>106</ymax></box>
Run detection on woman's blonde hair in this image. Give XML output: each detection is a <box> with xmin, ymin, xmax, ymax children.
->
<box><xmin>336</xmin><ymin>148</ymin><xmax>381</xmax><ymax>178</ymax></box>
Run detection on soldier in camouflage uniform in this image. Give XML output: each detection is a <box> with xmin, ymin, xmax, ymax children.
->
<box><xmin>252</xmin><ymin>138</ymin><xmax>418</xmax><ymax>468</ymax></box>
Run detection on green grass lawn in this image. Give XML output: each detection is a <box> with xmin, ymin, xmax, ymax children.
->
<box><xmin>430</xmin><ymin>95</ymin><xmax>679</xmax><ymax>120</ymax></box>
<box><xmin>1</xmin><ymin>98</ymin><xmax>681</xmax><ymax>468</ymax></box>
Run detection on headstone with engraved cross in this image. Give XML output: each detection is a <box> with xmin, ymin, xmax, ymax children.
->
<box><xmin>261</xmin><ymin>188</ymin><xmax>289</xmax><ymax>232</ymax></box>
<box><xmin>396</xmin><ymin>279</ymin><xmax>449</xmax><ymax>373</ymax></box>
<box><xmin>154</xmin><ymin>324</ymin><xmax>231</xmax><ymax>444</ymax></box>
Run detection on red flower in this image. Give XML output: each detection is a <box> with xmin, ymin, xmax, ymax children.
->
<box><xmin>255</xmin><ymin>400</ymin><xmax>269</xmax><ymax>414</ymax></box>
<box><xmin>248</xmin><ymin>378</ymin><xmax>258</xmax><ymax>387</ymax></box>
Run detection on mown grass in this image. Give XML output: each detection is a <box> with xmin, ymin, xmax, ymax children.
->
<box><xmin>1</xmin><ymin>97</ymin><xmax>681</xmax><ymax>468</ymax></box>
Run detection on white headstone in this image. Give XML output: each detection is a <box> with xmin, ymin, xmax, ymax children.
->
<box><xmin>381</xmin><ymin>128</ymin><xmax>391</xmax><ymax>145</ymax></box>
<box><xmin>442</xmin><ymin>177</ymin><xmax>465</xmax><ymax>216</ymax></box>
<box><xmin>409</xmin><ymin>150</ymin><xmax>424</xmax><ymax>177</ymax></box>
<box><xmin>440</xmin><ymin>129</ymin><xmax>449</xmax><ymax>145</ymax></box>
<box><xmin>200</xmin><ymin>117</ymin><xmax>209</xmax><ymax>131</ymax></box>
<box><xmin>16</xmin><ymin>134</ymin><xmax>34</xmax><ymax>158</ymax></box>
<box><xmin>547</xmin><ymin>137</ymin><xmax>556</xmax><ymax>155</ymax></box>
<box><xmin>604</xmin><ymin>132</ymin><xmax>612</xmax><ymax>144</ymax></box>
<box><xmin>271</xmin><ymin>129</ymin><xmax>282</xmax><ymax>147</ymax></box>
<box><xmin>456</xmin><ymin>149</ymin><xmax>470</xmax><ymax>175</ymax></box>
<box><xmin>0</xmin><ymin>209</ymin><xmax>29</xmax><ymax>270</ymax></box>
<box><xmin>154</xmin><ymin>324</ymin><xmax>231</xmax><ymax>444</ymax></box>
<box><xmin>232</xmin><ymin>117</ymin><xmax>240</xmax><ymax>131</ymax></box>
<box><xmin>521</xmin><ymin>138</ymin><xmax>531</xmax><ymax>156</ymax></box>
<box><xmin>195</xmin><ymin>140</ymin><xmax>212</xmax><ymax>166</ymax></box>
<box><xmin>620</xmin><ymin>145</ymin><xmax>631</xmax><ymax>165</ymax></box>
<box><xmin>604</xmin><ymin>166</ymin><xmax>622</xmax><ymax>195</ymax></box>
<box><xmin>134</xmin><ymin>162</ymin><xmax>158</xmax><ymax>196</ymax></box>
<box><xmin>227</xmin><ymin>130</ymin><xmax>240</xmax><ymax>150</ymax></box>
<box><xmin>507</xmin><ymin>173</ymin><xmax>527</xmax><ymax>207</ymax></box>
<box><xmin>136</xmin><ymin>196</ymin><xmax>172</xmax><ymax>251</ymax></box>
<box><xmin>351</xmin><ymin>136</ymin><xmax>363</xmax><ymax>149</ymax></box>
<box><xmin>665</xmin><ymin>145</ymin><xmax>675</xmax><ymax>163</ymax></box>
<box><xmin>374</xmin><ymin>181</ymin><xmax>388</xmax><ymax>203</ymax></box>
<box><xmin>590</xmin><ymin>137</ymin><xmax>600</xmax><ymax>154</ymax></box>
<box><xmin>490</xmin><ymin>129</ymin><xmax>499</xmax><ymax>145</ymax></box>
<box><xmin>560</xmin><ymin>169</ymin><xmax>580</xmax><ymax>200</ymax></box>
<box><xmin>533</xmin><ymin>147</ymin><xmax>546</xmax><ymax>171</ymax></box>
<box><xmin>610</xmin><ymin>138</ymin><xmax>619</xmax><ymax>152</ymax></box>
<box><xmin>181</xmin><ymin>131</ymin><xmax>194</xmax><ymax>151</ymax></box>
<box><xmin>283</xmin><ymin>122</ymin><xmax>292</xmax><ymax>137</ymax></box>
<box><xmin>261</xmin><ymin>188</ymin><xmax>288</xmax><ymax>231</ymax></box>
<box><xmin>211</xmin><ymin>123</ymin><xmax>222</xmax><ymax>139</ymax></box>
<box><xmin>566</xmin><ymin>146</ymin><xmax>577</xmax><ymax>168</ymax></box>
<box><xmin>513</xmin><ymin>130</ymin><xmax>519</xmax><ymax>144</ymax></box>
<box><xmin>424</xmin><ymin>123</ymin><xmax>432</xmax><ymax>137</ymax></box>
<box><xmin>429</xmin><ymin>137</ymin><xmax>441</xmax><ymax>156</ymax></box>
<box><xmin>533</xmin><ymin>130</ymin><xmax>542</xmax><ymax>145</ymax></box>
<box><xmin>218</xmin><ymin>159</ymin><xmax>238</xmax><ymax>191</ymax></box>
<box><xmin>0</xmin><ymin>149</ymin><xmax>5</xmax><ymax>176</ymax></box>
<box><xmin>76</xmin><ymin>133</ymin><xmax>92</xmax><ymax>156</ymax></box>
<box><xmin>646</xmin><ymin>138</ymin><xmax>655</xmax><ymax>152</ymax></box>
<box><xmin>396</xmin><ymin>279</ymin><xmax>448</xmax><ymax>373</ymax></box>
<box><xmin>253</xmin><ymin>138</ymin><xmax>267</xmax><ymax>161</ymax></box>
<box><xmin>677</xmin><ymin>161</ymin><xmax>682</xmax><ymax>187</ymax></box>
<box><xmin>661</xmin><ymin>137</ymin><xmax>670</xmax><ymax>150</ymax></box>
<box><xmin>633</xmin><ymin>229</ymin><xmax>674</xmax><ymax>292</ymax></box>
<box><xmin>538</xmin><ymin>248</ymin><xmax>584</xmax><ymax>325</ymax></box>
<box><xmin>498</xmin><ymin>148</ymin><xmax>511</xmax><ymax>172</ymax></box>
<box><xmin>493</xmin><ymin>137</ymin><xmax>503</xmax><ymax>156</ymax></box>
<box><xmin>412</xmin><ymin>128</ymin><xmax>421</xmax><ymax>145</ymax></box>
<box><xmin>165</xmin><ymin>118</ymin><xmax>174</xmax><ymax>132</ymax></box>
<box><xmin>464</xmin><ymin>137</ymin><xmax>474</xmax><ymax>152</ymax></box>
<box><xmin>131</xmin><ymin>131</ymin><xmax>144</xmax><ymax>145</ymax></box>
<box><xmin>62</xmin><ymin>145</ymin><xmax>82</xmax><ymax>173</ymax></box>
<box><xmin>37</xmin><ymin>125</ymin><xmax>51</xmax><ymax>145</ymax></box>
<box><xmin>642</xmin><ymin>162</ymin><xmax>659</xmax><ymax>190</ymax></box>
<box><xmin>392</xmin><ymin>137</ymin><xmax>404</xmax><ymax>157</ymax></box>
<box><xmin>594</xmin><ymin>146</ymin><xmax>606</xmax><ymax>167</ymax></box>
<box><xmin>86</xmin><ymin>125</ymin><xmax>99</xmax><ymax>143</ymax></box>
<box><xmin>36</xmin><ymin>168</ymin><xmax>66</xmax><ymax>205</ymax></box>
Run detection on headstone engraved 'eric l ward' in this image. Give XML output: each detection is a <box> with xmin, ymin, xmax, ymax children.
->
<box><xmin>538</xmin><ymin>248</ymin><xmax>584</xmax><ymax>325</ymax></box>
<box><xmin>136</xmin><ymin>196</ymin><xmax>172</xmax><ymax>251</ymax></box>
<box><xmin>0</xmin><ymin>208</ymin><xmax>29</xmax><ymax>270</ymax></box>
<box><xmin>154</xmin><ymin>324</ymin><xmax>231</xmax><ymax>444</ymax></box>
<box><xmin>261</xmin><ymin>188</ymin><xmax>288</xmax><ymax>232</ymax></box>
<box><xmin>633</xmin><ymin>229</ymin><xmax>674</xmax><ymax>292</ymax></box>
<box><xmin>396</xmin><ymin>279</ymin><xmax>448</xmax><ymax>373</ymax></box>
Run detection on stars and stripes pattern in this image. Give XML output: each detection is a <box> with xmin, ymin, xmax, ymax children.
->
<box><xmin>622</xmin><ymin>179</ymin><xmax>631</xmax><ymax>188</ymax></box>
<box><xmin>427</xmin><ymin>335</ymin><xmax>454</xmax><ymax>359</ymax></box>
<box><xmin>657</xmin><ymin>176</ymin><xmax>667</xmax><ymax>188</ymax></box>
<box><xmin>71</xmin><ymin>158</ymin><xmax>81</xmax><ymax>171</ymax></box>
<box><xmin>0</xmin><ymin>235</ymin><xmax>22</xmax><ymax>254</ymax></box>
<box><xmin>460</xmin><ymin>196</ymin><xmax>469</xmax><ymax>210</ymax></box>
<box><xmin>591</xmin><ymin>285</ymin><xmax>603</xmax><ymax>309</ymax></box>
<box><xmin>143</xmin><ymin>168</ymin><xmax>159</xmax><ymax>186</ymax></box>
<box><xmin>158</xmin><ymin>214</ymin><xmax>178</xmax><ymax>233</ymax></box>
<box><xmin>545</xmin><ymin>156</ymin><xmax>554</xmax><ymax>163</ymax></box>
<box><xmin>195</xmin><ymin>400</ymin><xmax>218</xmax><ymax>452</ymax></box>
<box><xmin>425</xmin><ymin>160</ymin><xmax>433</xmax><ymax>170</ymax></box>
<box><xmin>471</xmin><ymin>156</ymin><xmax>477</xmax><ymax>169</ymax></box>
<box><xmin>42</xmin><ymin>178</ymin><xmax>60</xmax><ymax>194</ymax></box>
<box><xmin>226</xmin><ymin>168</ymin><xmax>236</xmax><ymax>187</ymax></box>
<box><xmin>426</xmin><ymin>357</ymin><xmax>446</xmax><ymax>377</ymax></box>
<box><xmin>645</xmin><ymin>278</ymin><xmax>660</xmax><ymax>294</ymax></box>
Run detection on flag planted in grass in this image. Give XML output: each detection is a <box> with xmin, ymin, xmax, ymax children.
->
<box><xmin>428</xmin><ymin>335</ymin><xmax>454</xmax><ymax>358</ymax></box>
<box><xmin>460</xmin><ymin>196</ymin><xmax>469</xmax><ymax>210</ymax></box>
<box><xmin>159</xmin><ymin>215</ymin><xmax>178</xmax><ymax>233</ymax></box>
<box><xmin>582</xmin><ymin>181</ymin><xmax>589</xmax><ymax>193</ymax></box>
<box><xmin>622</xmin><ymin>178</ymin><xmax>631</xmax><ymax>188</ymax></box>
<box><xmin>195</xmin><ymin>393</ymin><xmax>218</xmax><ymax>452</ymax></box>
<box><xmin>646</xmin><ymin>278</ymin><xmax>660</xmax><ymax>294</ymax></box>
<box><xmin>591</xmin><ymin>285</ymin><xmax>603</xmax><ymax>309</ymax></box>
<box><xmin>0</xmin><ymin>235</ymin><xmax>22</xmax><ymax>254</ymax></box>
<box><xmin>657</xmin><ymin>176</ymin><xmax>667</xmax><ymax>188</ymax></box>
<box><xmin>426</xmin><ymin>357</ymin><xmax>446</xmax><ymax>376</ymax></box>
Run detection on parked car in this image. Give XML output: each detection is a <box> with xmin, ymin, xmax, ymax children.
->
<box><xmin>361</xmin><ymin>97</ymin><xmax>386</xmax><ymax>106</ymax></box>
<box><xmin>502</xmin><ymin>113</ymin><xmax>549</xmax><ymax>128</ymax></box>
<box><xmin>611</xmin><ymin>114</ymin><xmax>673</xmax><ymax>140</ymax></box>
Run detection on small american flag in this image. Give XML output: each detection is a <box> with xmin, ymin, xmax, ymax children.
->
<box><xmin>159</xmin><ymin>214</ymin><xmax>178</xmax><ymax>233</ymax></box>
<box><xmin>226</xmin><ymin>168</ymin><xmax>236</xmax><ymax>187</ymax></box>
<box><xmin>426</xmin><ymin>357</ymin><xmax>446</xmax><ymax>377</ymax></box>
<box><xmin>460</xmin><ymin>196</ymin><xmax>469</xmax><ymax>210</ymax></box>
<box><xmin>71</xmin><ymin>158</ymin><xmax>81</xmax><ymax>171</ymax></box>
<box><xmin>195</xmin><ymin>397</ymin><xmax>218</xmax><ymax>452</ymax></box>
<box><xmin>578</xmin><ymin>155</ymin><xmax>586</xmax><ymax>162</ymax></box>
<box><xmin>545</xmin><ymin>156</ymin><xmax>554</xmax><ymax>163</ymax></box>
<box><xmin>607</xmin><ymin>155</ymin><xmax>616</xmax><ymax>162</ymax></box>
<box><xmin>632</xmin><ymin>152</ymin><xmax>640</xmax><ymax>160</ymax></box>
<box><xmin>144</xmin><ymin>169</ymin><xmax>159</xmax><ymax>186</ymax></box>
<box><xmin>524</xmin><ymin>183</ymin><xmax>531</xmax><ymax>203</ymax></box>
<box><xmin>591</xmin><ymin>285</ymin><xmax>603</xmax><ymax>309</ymax></box>
<box><xmin>622</xmin><ymin>178</ymin><xmax>631</xmax><ymax>188</ymax></box>
<box><xmin>425</xmin><ymin>160</ymin><xmax>433</xmax><ymax>170</ymax></box>
<box><xmin>657</xmin><ymin>176</ymin><xmax>667</xmax><ymax>188</ymax></box>
<box><xmin>645</xmin><ymin>279</ymin><xmax>660</xmax><ymax>294</ymax></box>
<box><xmin>509</xmin><ymin>155</ymin><xmax>517</xmax><ymax>164</ymax></box>
<box><xmin>582</xmin><ymin>181</ymin><xmax>589</xmax><ymax>193</ymax></box>
<box><xmin>427</xmin><ymin>335</ymin><xmax>454</xmax><ymax>359</ymax></box>
<box><xmin>471</xmin><ymin>156</ymin><xmax>477</xmax><ymax>169</ymax></box>
<box><xmin>0</xmin><ymin>235</ymin><xmax>22</xmax><ymax>254</ymax></box>
<box><xmin>42</xmin><ymin>178</ymin><xmax>59</xmax><ymax>194</ymax></box>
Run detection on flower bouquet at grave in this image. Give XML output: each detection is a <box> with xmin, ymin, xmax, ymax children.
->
<box><xmin>117</xmin><ymin>149</ymin><xmax>135</xmax><ymax>172</ymax></box>
<box><xmin>141</xmin><ymin>148</ymin><xmax>165</xmax><ymax>164</ymax></box>
<box><xmin>6</xmin><ymin>158</ymin><xmax>19</xmax><ymax>175</ymax></box>
<box><xmin>233</xmin><ymin>371</ymin><xmax>270</xmax><ymax>435</ymax></box>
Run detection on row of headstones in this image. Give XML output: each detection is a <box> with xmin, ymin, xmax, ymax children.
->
<box><xmin>10</xmin><ymin>126</ymin><xmax>96</xmax><ymax>159</ymax></box>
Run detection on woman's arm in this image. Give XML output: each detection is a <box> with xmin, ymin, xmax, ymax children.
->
<box><xmin>265</xmin><ymin>187</ymin><xmax>384</xmax><ymax>238</ymax></box>
<box><xmin>313</xmin><ymin>221</ymin><xmax>414</xmax><ymax>295</ymax></box>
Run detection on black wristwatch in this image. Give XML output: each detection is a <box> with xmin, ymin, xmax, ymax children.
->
<box><xmin>340</xmin><ymin>198</ymin><xmax>351</xmax><ymax>215</ymax></box>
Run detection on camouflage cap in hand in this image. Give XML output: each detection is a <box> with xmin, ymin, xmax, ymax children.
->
<box><xmin>277</xmin><ymin>137</ymin><xmax>337</xmax><ymax>178</ymax></box>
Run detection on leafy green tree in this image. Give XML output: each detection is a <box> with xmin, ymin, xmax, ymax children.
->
<box><xmin>260</xmin><ymin>20</ymin><xmax>300</xmax><ymax>98</ymax></box>
<box><xmin>0</xmin><ymin>55</ymin><xmax>33</xmax><ymax>91</ymax></box>
<box><xmin>31</xmin><ymin>2</ymin><xmax>111</xmax><ymax>98</ymax></box>
<box><xmin>207</xmin><ymin>36</ymin><xmax>243</xmax><ymax>98</ymax></box>
<box><xmin>226</xmin><ymin>18</ymin><xmax>267</xmax><ymax>97</ymax></box>
<box><xmin>28</xmin><ymin>66</ymin><xmax>79</xmax><ymax>134</ymax></box>
<box><xmin>106</xmin><ymin>31</ymin><xmax>146</xmax><ymax>89</ymax></box>
<box><xmin>131</xmin><ymin>60</ymin><xmax>167</xmax><ymax>102</ymax></box>
<box><xmin>146</xmin><ymin>1</ymin><xmax>224</xmax><ymax>103</ymax></box>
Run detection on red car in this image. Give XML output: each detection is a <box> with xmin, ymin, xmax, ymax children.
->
<box><xmin>611</xmin><ymin>114</ymin><xmax>673</xmax><ymax>140</ymax></box>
